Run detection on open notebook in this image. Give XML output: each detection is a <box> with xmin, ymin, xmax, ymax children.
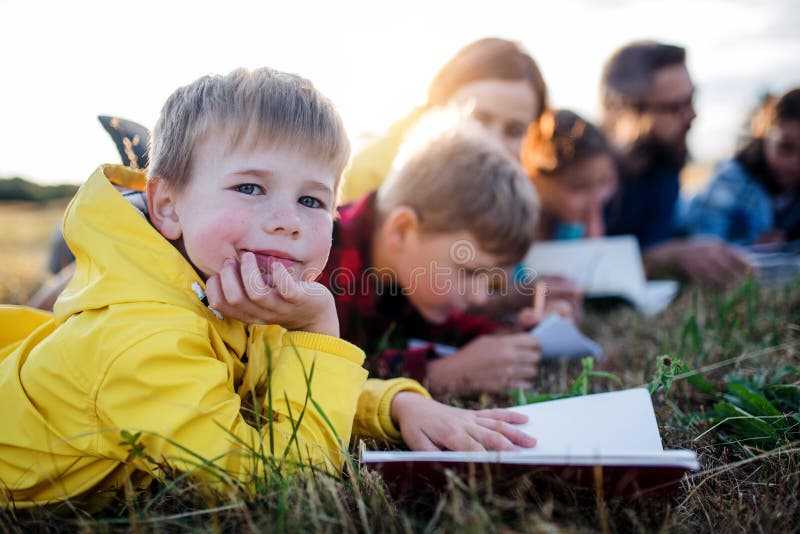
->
<box><xmin>361</xmin><ymin>389</ymin><xmax>698</xmax><ymax>497</ymax></box>
<box><xmin>522</xmin><ymin>235</ymin><xmax>679</xmax><ymax>316</ymax></box>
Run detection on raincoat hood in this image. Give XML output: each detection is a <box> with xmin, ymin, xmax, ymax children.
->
<box><xmin>54</xmin><ymin>165</ymin><xmax>245</xmax><ymax>347</ymax></box>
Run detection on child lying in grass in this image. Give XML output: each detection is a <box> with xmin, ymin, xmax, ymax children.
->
<box><xmin>0</xmin><ymin>67</ymin><xmax>534</xmax><ymax>509</ymax></box>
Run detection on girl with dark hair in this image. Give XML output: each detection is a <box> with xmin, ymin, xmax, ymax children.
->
<box><xmin>687</xmin><ymin>88</ymin><xmax>800</xmax><ymax>244</ymax></box>
<box><xmin>340</xmin><ymin>37</ymin><xmax>548</xmax><ymax>202</ymax></box>
<box><xmin>521</xmin><ymin>110</ymin><xmax>617</xmax><ymax>240</ymax></box>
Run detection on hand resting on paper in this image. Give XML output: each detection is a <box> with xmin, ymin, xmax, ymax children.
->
<box><xmin>426</xmin><ymin>333</ymin><xmax>541</xmax><ymax>396</ymax></box>
<box><xmin>643</xmin><ymin>238</ymin><xmax>754</xmax><ymax>288</ymax></box>
<box><xmin>390</xmin><ymin>392</ymin><xmax>537</xmax><ymax>451</ymax></box>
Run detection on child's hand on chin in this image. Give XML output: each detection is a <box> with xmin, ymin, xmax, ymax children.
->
<box><xmin>390</xmin><ymin>393</ymin><xmax>537</xmax><ymax>451</ymax></box>
<box><xmin>204</xmin><ymin>252</ymin><xmax>340</xmax><ymax>337</ymax></box>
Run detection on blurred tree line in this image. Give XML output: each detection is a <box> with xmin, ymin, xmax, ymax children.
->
<box><xmin>0</xmin><ymin>177</ymin><xmax>78</xmax><ymax>202</ymax></box>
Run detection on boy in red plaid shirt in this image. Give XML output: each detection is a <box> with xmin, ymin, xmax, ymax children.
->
<box><xmin>316</xmin><ymin>121</ymin><xmax>544</xmax><ymax>396</ymax></box>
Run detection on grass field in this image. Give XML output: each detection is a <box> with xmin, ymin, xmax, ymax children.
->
<box><xmin>0</xmin><ymin>201</ymin><xmax>798</xmax><ymax>532</ymax></box>
<box><xmin>0</xmin><ymin>199</ymin><xmax>70</xmax><ymax>305</ymax></box>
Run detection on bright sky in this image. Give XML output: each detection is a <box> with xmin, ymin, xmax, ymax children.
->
<box><xmin>0</xmin><ymin>0</ymin><xmax>798</xmax><ymax>185</ymax></box>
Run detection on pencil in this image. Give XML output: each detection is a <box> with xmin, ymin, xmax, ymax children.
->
<box><xmin>533</xmin><ymin>280</ymin><xmax>546</xmax><ymax>317</ymax></box>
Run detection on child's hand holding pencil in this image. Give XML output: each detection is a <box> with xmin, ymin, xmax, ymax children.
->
<box><xmin>515</xmin><ymin>280</ymin><xmax>577</xmax><ymax>330</ymax></box>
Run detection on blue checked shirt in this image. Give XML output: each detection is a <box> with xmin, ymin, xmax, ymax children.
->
<box><xmin>685</xmin><ymin>160</ymin><xmax>774</xmax><ymax>245</ymax></box>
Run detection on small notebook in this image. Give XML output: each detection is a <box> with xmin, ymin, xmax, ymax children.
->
<box><xmin>522</xmin><ymin>235</ymin><xmax>679</xmax><ymax>316</ymax></box>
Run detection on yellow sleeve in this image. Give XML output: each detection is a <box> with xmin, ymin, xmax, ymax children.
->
<box><xmin>352</xmin><ymin>377</ymin><xmax>431</xmax><ymax>442</ymax></box>
<box><xmin>339</xmin><ymin>107</ymin><xmax>426</xmax><ymax>204</ymax></box>
<box><xmin>0</xmin><ymin>306</ymin><xmax>53</xmax><ymax>361</ymax></box>
<box><xmin>95</xmin><ymin>329</ymin><xmax>368</xmax><ymax>480</ymax></box>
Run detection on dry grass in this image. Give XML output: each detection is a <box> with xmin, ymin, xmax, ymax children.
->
<box><xmin>0</xmin><ymin>199</ymin><xmax>70</xmax><ymax>305</ymax></box>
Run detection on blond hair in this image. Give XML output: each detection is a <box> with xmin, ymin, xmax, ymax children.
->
<box><xmin>149</xmin><ymin>67</ymin><xmax>350</xmax><ymax>191</ymax></box>
<box><xmin>377</xmin><ymin>119</ymin><xmax>539</xmax><ymax>265</ymax></box>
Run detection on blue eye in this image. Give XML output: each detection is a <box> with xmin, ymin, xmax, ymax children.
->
<box><xmin>234</xmin><ymin>184</ymin><xmax>264</xmax><ymax>195</ymax></box>
<box><xmin>299</xmin><ymin>196</ymin><xmax>323</xmax><ymax>209</ymax></box>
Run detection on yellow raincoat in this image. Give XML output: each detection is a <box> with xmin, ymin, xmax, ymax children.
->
<box><xmin>0</xmin><ymin>165</ymin><xmax>427</xmax><ymax>508</ymax></box>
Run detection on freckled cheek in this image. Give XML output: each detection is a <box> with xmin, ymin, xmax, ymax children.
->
<box><xmin>206</xmin><ymin>211</ymin><xmax>251</xmax><ymax>240</ymax></box>
<box><xmin>188</xmin><ymin>212</ymin><xmax>251</xmax><ymax>256</ymax></box>
<box><xmin>304</xmin><ymin>217</ymin><xmax>334</xmax><ymax>271</ymax></box>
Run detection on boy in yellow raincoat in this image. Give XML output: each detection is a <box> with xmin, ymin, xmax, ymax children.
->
<box><xmin>0</xmin><ymin>67</ymin><xmax>534</xmax><ymax>508</ymax></box>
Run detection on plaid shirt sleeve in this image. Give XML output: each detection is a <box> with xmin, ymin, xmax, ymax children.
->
<box><xmin>685</xmin><ymin>160</ymin><xmax>773</xmax><ymax>245</ymax></box>
<box><xmin>372</xmin><ymin>346</ymin><xmax>436</xmax><ymax>382</ymax></box>
<box><xmin>434</xmin><ymin>312</ymin><xmax>501</xmax><ymax>342</ymax></box>
<box><xmin>370</xmin><ymin>312</ymin><xmax>501</xmax><ymax>382</ymax></box>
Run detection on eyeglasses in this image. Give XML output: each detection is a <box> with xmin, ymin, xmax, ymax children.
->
<box><xmin>636</xmin><ymin>92</ymin><xmax>695</xmax><ymax>115</ymax></box>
